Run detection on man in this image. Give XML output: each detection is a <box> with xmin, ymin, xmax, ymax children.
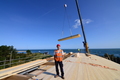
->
<box><xmin>78</xmin><ymin>48</ymin><xmax>80</xmax><ymax>53</ymax></box>
<box><xmin>54</xmin><ymin>44</ymin><xmax>64</xmax><ymax>79</ymax></box>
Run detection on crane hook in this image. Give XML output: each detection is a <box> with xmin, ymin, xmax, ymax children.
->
<box><xmin>64</xmin><ymin>4</ymin><xmax>67</xmax><ymax>8</ymax></box>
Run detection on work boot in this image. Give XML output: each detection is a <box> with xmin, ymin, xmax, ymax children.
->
<box><xmin>61</xmin><ymin>76</ymin><xmax>65</xmax><ymax>79</ymax></box>
<box><xmin>54</xmin><ymin>75</ymin><xmax>59</xmax><ymax>78</ymax></box>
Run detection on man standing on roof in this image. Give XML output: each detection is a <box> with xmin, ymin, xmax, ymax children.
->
<box><xmin>78</xmin><ymin>48</ymin><xmax>80</xmax><ymax>53</ymax></box>
<box><xmin>54</xmin><ymin>44</ymin><xmax>64</xmax><ymax>79</ymax></box>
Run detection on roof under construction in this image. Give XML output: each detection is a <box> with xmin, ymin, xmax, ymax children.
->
<box><xmin>33</xmin><ymin>53</ymin><xmax>120</xmax><ymax>80</ymax></box>
<box><xmin>1</xmin><ymin>53</ymin><xmax>120</xmax><ymax>80</ymax></box>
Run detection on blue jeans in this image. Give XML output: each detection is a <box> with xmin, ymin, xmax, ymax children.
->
<box><xmin>55</xmin><ymin>61</ymin><xmax>64</xmax><ymax>77</ymax></box>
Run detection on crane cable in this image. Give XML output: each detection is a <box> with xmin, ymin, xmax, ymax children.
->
<box><xmin>61</xmin><ymin>4</ymin><xmax>73</xmax><ymax>38</ymax></box>
<box><xmin>61</xmin><ymin>5</ymin><xmax>66</xmax><ymax>38</ymax></box>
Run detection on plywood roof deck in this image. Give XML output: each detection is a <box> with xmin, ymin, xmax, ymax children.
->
<box><xmin>0</xmin><ymin>59</ymin><xmax>47</xmax><ymax>79</ymax></box>
<box><xmin>31</xmin><ymin>53</ymin><xmax>120</xmax><ymax>80</ymax></box>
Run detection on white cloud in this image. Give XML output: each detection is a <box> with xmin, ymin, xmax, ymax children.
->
<box><xmin>73</xmin><ymin>19</ymin><xmax>80</xmax><ymax>28</ymax></box>
<box><xmin>73</xmin><ymin>19</ymin><xmax>93</xmax><ymax>28</ymax></box>
<box><xmin>83</xmin><ymin>19</ymin><xmax>93</xmax><ymax>24</ymax></box>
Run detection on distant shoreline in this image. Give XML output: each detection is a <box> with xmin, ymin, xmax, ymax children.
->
<box><xmin>17</xmin><ymin>51</ymin><xmax>26</xmax><ymax>52</ymax></box>
<box><xmin>16</xmin><ymin>48</ymin><xmax>120</xmax><ymax>51</ymax></box>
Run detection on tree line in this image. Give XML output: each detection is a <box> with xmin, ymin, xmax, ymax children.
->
<box><xmin>0</xmin><ymin>45</ymin><xmax>17</xmax><ymax>60</ymax></box>
<box><xmin>103</xmin><ymin>53</ymin><xmax>120</xmax><ymax>64</ymax></box>
<box><xmin>0</xmin><ymin>45</ymin><xmax>52</xmax><ymax>60</ymax></box>
<box><xmin>0</xmin><ymin>45</ymin><xmax>52</xmax><ymax>69</ymax></box>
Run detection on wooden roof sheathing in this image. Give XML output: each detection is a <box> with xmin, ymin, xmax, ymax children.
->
<box><xmin>33</xmin><ymin>53</ymin><xmax>120</xmax><ymax>80</ymax></box>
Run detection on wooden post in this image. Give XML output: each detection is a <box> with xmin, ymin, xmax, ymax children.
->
<box><xmin>4</xmin><ymin>58</ymin><xmax>6</xmax><ymax>69</ymax></box>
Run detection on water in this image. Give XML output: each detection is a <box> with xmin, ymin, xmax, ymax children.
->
<box><xmin>17</xmin><ymin>49</ymin><xmax>120</xmax><ymax>57</ymax></box>
<box><xmin>89</xmin><ymin>49</ymin><xmax>120</xmax><ymax>57</ymax></box>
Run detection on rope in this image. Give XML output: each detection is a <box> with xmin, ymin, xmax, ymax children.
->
<box><xmin>61</xmin><ymin>3</ymin><xmax>73</xmax><ymax>38</ymax></box>
<box><xmin>61</xmin><ymin>7</ymin><xmax>66</xmax><ymax>38</ymax></box>
<box><xmin>61</xmin><ymin>0</ymin><xmax>66</xmax><ymax>38</ymax></box>
<box><xmin>65</xmin><ymin>7</ymin><xmax>73</xmax><ymax>35</ymax></box>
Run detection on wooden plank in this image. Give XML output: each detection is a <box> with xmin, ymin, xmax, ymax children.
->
<box><xmin>29</xmin><ymin>53</ymin><xmax>120</xmax><ymax>80</ymax></box>
<box><xmin>76</xmin><ymin>54</ymin><xmax>84</xmax><ymax>80</ymax></box>
<box><xmin>82</xmin><ymin>54</ymin><xmax>89</xmax><ymax>80</ymax></box>
<box><xmin>0</xmin><ymin>59</ymin><xmax>47</xmax><ymax>79</ymax></box>
<box><xmin>36</xmin><ymin>65</ymin><xmax>55</xmax><ymax>80</ymax></box>
<box><xmin>98</xmin><ymin>56</ymin><xmax>120</xmax><ymax>79</ymax></box>
<box><xmin>60</xmin><ymin>58</ymin><xmax>78</xmax><ymax>80</ymax></box>
<box><xmin>88</xmin><ymin>54</ymin><xmax>120</xmax><ymax>80</ymax></box>
<box><xmin>85</xmin><ymin>54</ymin><xmax>105</xmax><ymax>80</ymax></box>
<box><xmin>70</xmin><ymin>62</ymin><xmax>79</xmax><ymax>80</ymax></box>
<box><xmin>88</xmin><ymin>55</ymin><xmax>110</xmax><ymax>80</ymax></box>
<box><xmin>2</xmin><ymin>74</ymin><xmax>29</xmax><ymax>80</ymax></box>
<box><xmin>35</xmin><ymin>57</ymin><xmax>72</xmax><ymax>80</ymax></box>
<box><xmin>58</xmin><ymin>34</ymin><xmax>80</xmax><ymax>41</ymax></box>
<box><xmin>49</xmin><ymin>57</ymin><xmax>78</xmax><ymax>80</ymax></box>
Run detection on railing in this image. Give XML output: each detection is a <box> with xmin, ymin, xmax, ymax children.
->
<box><xmin>0</xmin><ymin>54</ymin><xmax>51</xmax><ymax>70</ymax></box>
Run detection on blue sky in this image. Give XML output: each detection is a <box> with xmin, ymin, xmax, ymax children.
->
<box><xmin>0</xmin><ymin>0</ymin><xmax>120</xmax><ymax>49</ymax></box>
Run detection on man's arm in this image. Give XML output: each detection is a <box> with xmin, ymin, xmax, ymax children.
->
<box><xmin>54</xmin><ymin>51</ymin><xmax>56</xmax><ymax>60</ymax></box>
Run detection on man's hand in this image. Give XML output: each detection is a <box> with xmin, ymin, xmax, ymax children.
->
<box><xmin>62</xmin><ymin>55</ymin><xmax>64</xmax><ymax>59</ymax></box>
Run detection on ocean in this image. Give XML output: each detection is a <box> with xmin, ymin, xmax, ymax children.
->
<box><xmin>17</xmin><ymin>49</ymin><xmax>120</xmax><ymax>57</ymax></box>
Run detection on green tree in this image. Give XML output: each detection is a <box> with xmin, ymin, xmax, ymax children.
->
<box><xmin>26</xmin><ymin>50</ymin><xmax>32</xmax><ymax>55</ymax></box>
<box><xmin>0</xmin><ymin>45</ymin><xmax>17</xmax><ymax>60</ymax></box>
<box><xmin>117</xmin><ymin>57</ymin><xmax>120</xmax><ymax>64</ymax></box>
<box><xmin>110</xmin><ymin>54</ymin><xmax>115</xmax><ymax>61</ymax></box>
<box><xmin>104</xmin><ymin>53</ymin><xmax>108</xmax><ymax>57</ymax></box>
<box><xmin>104</xmin><ymin>53</ymin><xmax>111</xmax><ymax>60</ymax></box>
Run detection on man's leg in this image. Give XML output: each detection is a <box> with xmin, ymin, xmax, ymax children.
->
<box><xmin>55</xmin><ymin>61</ymin><xmax>59</xmax><ymax>76</ymax></box>
<box><xmin>59</xmin><ymin>61</ymin><xmax>64</xmax><ymax>77</ymax></box>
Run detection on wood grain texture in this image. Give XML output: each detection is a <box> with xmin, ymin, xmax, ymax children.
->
<box><xmin>32</xmin><ymin>53</ymin><xmax>120</xmax><ymax>80</ymax></box>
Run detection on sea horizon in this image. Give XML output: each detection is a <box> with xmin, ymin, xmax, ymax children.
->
<box><xmin>17</xmin><ymin>48</ymin><xmax>120</xmax><ymax>57</ymax></box>
<box><xmin>17</xmin><ymin>48</ymin><xmax>120</xmax><ymax>50</ymax></box>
